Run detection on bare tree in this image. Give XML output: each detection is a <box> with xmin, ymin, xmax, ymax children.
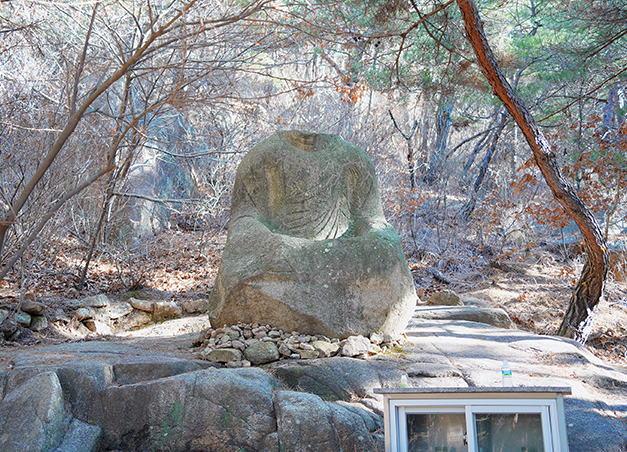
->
<box><xmin>0</xmin><ymin>0</ymin><xmax>270</xmax><ymax>281</ymax></box>
<box><xmin>424</xmin><ymin>100</ymin><xmax>453</xmax><ymax>185</ymax></box>
<box><xmin>389</xmin><ymin>110</ymin><xmax>419</xmax><ymax>190</ymax></box>
<box><xmin>459</xmin><ymin>110</ymin><xmax>506</xmax><ymax>221</ymax></box>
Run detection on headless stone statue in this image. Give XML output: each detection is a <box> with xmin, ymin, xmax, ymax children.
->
<box><xmin>208</xmin><ymin>131</ymin><xmax>417</xmax><ymax>338</ymax></box>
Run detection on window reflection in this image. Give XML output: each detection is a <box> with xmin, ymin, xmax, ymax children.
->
<box><xmin>475</xmin><ymin>413</ymin><xmax>544</xmax><ymax>452</ymax></box>
<box><xmin>407</xmin><ymin>413</ymin><xmax>468</xmax><ymax>452</ymax></box>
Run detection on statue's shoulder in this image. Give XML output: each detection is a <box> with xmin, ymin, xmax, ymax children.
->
<box><xmin>239</xmin><ymin>131</ymin><xmax>372</xmax><ymax>169</ymax></box>
<box><xmin>240</xmin><ymin>132</ymin><xmax>291</xmax><ymax>165</ymax></box>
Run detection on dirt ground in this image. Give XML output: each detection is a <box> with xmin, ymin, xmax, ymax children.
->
<box><xmin>1</xmin><ymin>229</ymin><xmax>626</xmax><ymax>367</ymax></box>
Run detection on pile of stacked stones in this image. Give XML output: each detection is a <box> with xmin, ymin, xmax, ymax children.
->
<box><xmin>0</xmin><ymin>293</ymin><xmax>192</xmax><ymax>340</ymax></box>
<box><xmin>195</xmin><ymin>323</ymin><xmax>405</xmax><ymax>367</ymax></box>
<box><xmin>0</xmin><ymin>295</ymin><xmax>48</xmax><ymax>340</ymax></box>
<box><xmin>72</xmin><ymin>295</ymin><xmax>184</xmax><ymax>333</ymax></box>
<box><xmin>69</xmin><ymin>294</ymin><xmax>207</xmax><ymax>334</ymax></box>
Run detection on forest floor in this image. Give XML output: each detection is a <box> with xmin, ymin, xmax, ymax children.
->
<box><xmin>1</xmin><ymin>229</ymin><xmax>626</xmax><ymax>367</ymax></box>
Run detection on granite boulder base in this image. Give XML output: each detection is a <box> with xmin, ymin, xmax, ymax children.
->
<box><xmin>208</xmin><ymin>130</ymin><xmax>417</xmax><ymax>338</ymax></box>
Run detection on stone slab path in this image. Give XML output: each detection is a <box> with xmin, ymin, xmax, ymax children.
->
<box><xmin>404</xmin><ymin>315</ymin><xmax>627</xmax><ymax>452</ymax></box>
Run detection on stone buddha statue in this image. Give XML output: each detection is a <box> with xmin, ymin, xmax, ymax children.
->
<box><xmin>207</xmin><ymin>131</ymin><xmax>417</xmax><ymax>338</ymax></box>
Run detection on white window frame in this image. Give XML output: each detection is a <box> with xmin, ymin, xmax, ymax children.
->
<box><xmin>467</xmin><ymin>401</ymin><xmax>555</xmax><ymax>452</ymax></box>
<box><xmin>377</xmin><ymin>388</ymin><xmax>570</xmax><ymax>452</ymax></box>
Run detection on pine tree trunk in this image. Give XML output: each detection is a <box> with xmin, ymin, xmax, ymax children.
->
<box><xmin>457</xmin><ymin>0</ymin><xmax>609</xmax><ymax>343</ymax></box>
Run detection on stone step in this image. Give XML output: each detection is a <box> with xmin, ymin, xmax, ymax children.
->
<box><xmin>410</xmin><ymin>305</ymin><xmax>516</xmax><ymax>329</ymax></box>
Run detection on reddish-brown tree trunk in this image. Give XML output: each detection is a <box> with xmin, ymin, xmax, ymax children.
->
<box><xmin>457</xmin><ymin>0</ymin><xmax>609</xmax><ymax>343</ymax></box>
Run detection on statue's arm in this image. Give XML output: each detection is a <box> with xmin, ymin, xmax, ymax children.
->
<box><xmin>347</xmin><ymin>161</ymin><xmax>397</xmax><ymax>239</ymax></box>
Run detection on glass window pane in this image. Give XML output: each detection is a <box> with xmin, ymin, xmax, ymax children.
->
<box><xmin>407</xmin><ymin>413</ymin><xmax>468</xmax><ymax>452</ymax></box>
<box><xmin>475</xmin><ymin>413</ymin><xmax>544</xmax><ymax>452</ymax></box>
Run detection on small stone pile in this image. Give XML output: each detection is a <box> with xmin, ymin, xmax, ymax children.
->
<box><xmin>1</xmin><ymin>293</ymin><xmax>207</xmax><ymax>342</ymax></box>
<box><xmin>69</xmin><ymin>294</ymin><xmax>190</xmax><ymax>334</ymax></box>
<box><xmin>0</xmin><ymin>294</ymin><xmax>48</xmax><ymax>340</ymax></box>
<box><xmin>195</xmin><ymin>323</ymin><xmax>405</xmax><ymax>368</ymax></box>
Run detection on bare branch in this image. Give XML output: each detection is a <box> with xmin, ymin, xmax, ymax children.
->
<box><xmin>0</xmin><ymin>166</ymin><xmax>115</xmax><ymax>281</ymax></box>
<box><xmin>539</xmin><ymin>66</ymin><xmax>627</xmax><ymax>123</ymax></box>
<box><xmin>113</xmin><ymin>192</ymin><xmax>205</xmax><ymax>204</ymax></box>
<box><xmin>70</xmin><ymin>3</ymin><xmax>98</xmax><ymax>115</ymax></box>
<box><xmin>0</xmin><ymin>122</ymin><xmax>62</xmax><ymax>133</ymax></box>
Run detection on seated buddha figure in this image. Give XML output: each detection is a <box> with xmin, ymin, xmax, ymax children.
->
<box><xmin>207</xmin><ymin>130</ymin><xmax>417</xmax><ymax>338</ymax></box>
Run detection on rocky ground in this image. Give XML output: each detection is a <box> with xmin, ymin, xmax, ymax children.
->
<box><xmin>410</xmin><ymin>248</ymin><xmax>627</xmax><ymax>367</ymax></box>
<box><xmin>0</xmin><ymin>301</ymin><xmax>626</xmax><ymax>451</ymax></box>
<box><xmin>1</xmin><ymin>229</ymin><xmax>625</xmax><ymax>366</ymax></box>
<box><xmin>0</xmin><ymin>229</ymin><xmax>626</xmax><ymax>451</ymax></box>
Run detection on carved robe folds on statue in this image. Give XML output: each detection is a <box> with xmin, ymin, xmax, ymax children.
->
<box><xmin>208</xmin><ymin>131</ymin><xmax>417</xmax><ymax>338</ymax></box>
